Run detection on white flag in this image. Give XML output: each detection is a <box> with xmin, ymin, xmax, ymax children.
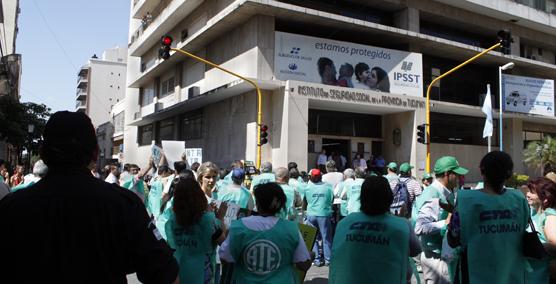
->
<box><xmin>482</xmin><ymin>84</ymin><xmax>493</xmax><ymax>138</ymax></box>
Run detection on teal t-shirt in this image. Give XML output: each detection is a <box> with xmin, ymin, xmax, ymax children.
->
<box><xmin>337</xmin><ymin>179</ymin><xmax>354</xmax><ymax>217</ymax></box>
<box><xmin>278</xmin><ymin>183</ymin><xmax>296</xmax><ymax>220</ymax></box>
<box><xmin>229</xmin><ymin>218</ymin><xmax>299</xmax><ymax>283</ymax></box>
<box><xmin>146</xmin><ymin>179</ymin><xmax>164</xmax><ymax>219</ymax></box>
<box><xmin>10</xmin><ymin>180</ymin><xmax>37</xmax><ymax>193</ymax></box>
<box><xmin>217</xmin><ymin>184</ymin><xmax>252</xmax><ymax>210</ymax></box>
<box><xmin>457</xmin><ymin>189</ymin><xmax>528</xmax><ymax>284</ymax></box>
<box><xmin>166</xmin><ymin>211</ymin><xmax>221</xmax><ymax>284</ymax></box>
<box><xmin>346</xmin><ymin>178</ymin><xmax>365</xmax><ymax>215</ymax></box>
<box><xmin>305</xmin><ymin>181</ymin><xmax>333</xmax><ymax>217</ymax></box>
<box><xmin>156</xmin><ymin>198</ymin><xmax>173</xmax><ymax>240</ymax></box>
<box><xmin>250</xmin><ymin>173</ymin><xmax>276</xmax><ymax>190</ymax></box>
<box><xmin>330</xmin><ymin>212</ymin><xmax>409</xmax><ymax>284</ymax></box>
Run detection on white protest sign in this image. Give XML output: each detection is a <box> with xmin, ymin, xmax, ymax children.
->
<box><xmin>151</xmin><ymin>144</ymin><xmax>162</xmax><ymax>166</ymax></box>
<box><xmin>161</xmin><ymin>140</ymin><xmax>186</xmax><ymax>170</ymax></box>
<box><xmin>212</xmin><ymin>200</ymin><xmax>240</xmax><ymax>227</ymax></box>
<box><xmin>502</xmin><ymin>74</ymin><xmax>554</xmax><ymax>117</ymax></box>
<box><xmin>185</xmin><ymin>148</ymin><xmax>203</xmax><ymax>165</ymax></box>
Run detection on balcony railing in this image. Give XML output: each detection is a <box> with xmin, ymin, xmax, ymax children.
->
<box><xmin>129</xmin><ymin>0</ymin><xmax>172</xmax><ymax>47</ymax></box>
<box><xmin>512</xmin><ymin>0</ymin><xmax>556</xmax><ymax>14</ymax></box>
<box><xmin>75</xmin><ymin>100</ymin><xmax>86</xmax><ymax>109</ymax></box>
<box><xmin>76</xmin><ymin>89</ymin><xmax>87</xmax><ymax>100</ymax></box>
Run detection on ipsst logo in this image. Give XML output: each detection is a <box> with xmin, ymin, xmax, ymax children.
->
<box><xmin>401</xmin><ymin>61</ymin><xmax>413</xmax><ymax>72</ymax></box>
<box><xmin>243</xmin><ymin>240</ymin><xmax>282</xmax><ymax>275</ymax></box>
<box><xmin>290</xmin><ymin>47</ymin><xmax>301</xmax><ymax>54</ymax></box>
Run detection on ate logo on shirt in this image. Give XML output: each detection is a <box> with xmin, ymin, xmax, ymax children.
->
<box><xmin>243</xmin><ymin>240</ymin><xmax>282</xmax><ymax>275</ymax></box>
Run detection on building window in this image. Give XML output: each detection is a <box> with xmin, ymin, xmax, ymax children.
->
<box><xmin>523</xmin><ymin>131</ymin><xmax>556</xmax><ymax>148</ymax></box>
<box><xmin>113</xmin><ymin>111</ymin><xmax>125</xmax><ymax>133</ymax></box>
<box><xmin>140</xmin><ymin>88</ymin><xmax>154</xmax><ymax>106</ymax></box>
<box><xmin>156</xmin><ymin>118</ymin><xmax>175</xmax><ymax>143</ymax></box>
<box><xmin>160</xmin><ymin>77</ymin><xmax>175</xmax><ymax>98</ymax></box>
<box><xmin>180</xmin><ymin>110</ymin><xmax>203</xmax><ymax>140</ymax></box>
<box><xmin>308</xmin><ymin>109</ymin><xmax>381</xmax><ymax>138</ymax></box>
<box><xmin>430</xmin><ymin>113</ymin><xmax>498</xmax><ymax>146</ymax></box>
<box><xmin>138</xmin><ymin>124</ymin><xmax>153</xmax><ymax>146</ymax></box>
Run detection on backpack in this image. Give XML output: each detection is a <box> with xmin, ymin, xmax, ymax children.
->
<box><xmin>390</xmin><ymin>179</ymin><xmax>411</xmax><ymax>217</ymax></box>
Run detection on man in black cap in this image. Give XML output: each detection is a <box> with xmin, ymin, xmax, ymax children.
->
<box><xmin>0</xmin><ymin>111</ymin><xmax>179</xmax><ymax>283</ymax></box>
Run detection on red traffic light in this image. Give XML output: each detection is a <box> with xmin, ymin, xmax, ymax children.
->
<box><xmin>162</xmin><ymin>36</ymin><xmax>173</xmax><ymax>46</ymax></box>
<box><xmin>260</xmin><ymin>125</ymin><xmax>268</xmax><ymax>132</ymax></box>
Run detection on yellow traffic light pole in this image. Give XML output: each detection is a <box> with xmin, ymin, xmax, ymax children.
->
<box><xmin>425</xmin><ymin>42</ymin><xmax>501</xmax><ymax>172</ymax></box>
<box><xmin>170</xmin><ymin>48</ymin><xmax>263</xmax><ymax>169</ymax></box>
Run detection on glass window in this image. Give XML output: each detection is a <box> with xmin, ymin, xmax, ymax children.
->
<box><xmin>140</xmin><ymin>88</ymin><xmax>154</xmax><ymax>106</ymax></box>
<box><xmin>180</xmin><ymin>110</ymin><xmax>203</xmax><ymax>140</ymax></box>
<box><xmin>430</xmin><ymin>113</ymin><xmax>498</xmax><ymax>146</ymax></box>
<box><xmin>138</xmin><ymin>124</ymin><xmax>153</xmax><ymax>146</ymax></box>
<box><xmin>157</xmin><ymin>118</ymin><xmax>175</xmax><ymax>143</ymax></box>
<box><xmin>113</xmin><ymin>111</ymin><xmax>125</xmax><ymax>133</ymax></box>
<box><xmin>308</xmin><ymin>109</ymin><xmax>381</xmax><ymax>138</ymax></box>
<box><xmin>160</xmin><ymin>77</ymin><xmax>175</xmax><ymax>98</ymax></box>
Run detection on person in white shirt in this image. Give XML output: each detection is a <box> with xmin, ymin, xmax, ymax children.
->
<box><xmin>322</xmin><ymin>160</ymin><xmax>344</xmax><ymax>190</ymax></box>
<box><xmin>317</xmin><ymin>149</ymin><xmax>327</xmax><ymax>173</ymax></box>
<box><xmin>104</xmin><ymin>165</ymin><xmax>119</xmax><ymax>184</ymax></box>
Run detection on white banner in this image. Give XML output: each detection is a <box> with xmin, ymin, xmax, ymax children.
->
<box><xmin>275</xmin><ymin>32</ymin><xmax>423</xmax><ymax>97</ymax></box>
<box><xmin>502</xmin><ymin>74</ymin><xmax>554</xmax><ymax>117</ymax></box>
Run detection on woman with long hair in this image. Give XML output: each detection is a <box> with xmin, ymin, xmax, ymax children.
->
<box><xmin>197</xmin><ymin>162</ymin><xmax>220</xmax><ymax>200</ymax></box>
<box><xmin>526</xmin><ymin>177</ymin><xmax>556</xmax><ymax>283</ymax></box>
<box><xmin>219</xmin><ymin>182</ymin><xmax>311</xmax><ymax>283</ymax></box>
<box><xmin>165</xmin><ymin>176</ymin><xmax>227</xmax><ymax>284</ymax></box>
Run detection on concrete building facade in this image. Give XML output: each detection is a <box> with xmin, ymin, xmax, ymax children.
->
<box><xmin>0</xmin><ymin>0</ymin><xmax>21</xmax><ymax>163</ymax></box>
<box><xmin>124</xmin><ymin>0</ymin><xmax>556</xmax><ymax>182</ymax></box>
<box><xmin>75</xmin><ymin>47</ymin><xmax>128</xmax><ymax>129</ymax></box>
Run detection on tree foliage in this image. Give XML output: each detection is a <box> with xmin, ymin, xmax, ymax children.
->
<box><xmin>0</xmin><ymin>95</ymin><xmax>51</xmax><ymax>152</ymax></box>
<box><xmin>523</xmin><ymin>135</ymin><xmax>556</xmax><ymax>175</ymax></box>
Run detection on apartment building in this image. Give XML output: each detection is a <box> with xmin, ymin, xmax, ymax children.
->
<box><xmin>124</xmin><ymin>0</ymin><xmax>556</xmax><ymax>181</ymax></box>
<box><xmin>75</xmin><ymin>47</ymin><xmax>128</xmax><ymax>129</ymax></box>
<box><xmin>0</xmin><ymin>0</ymin><xmax>21</xmax><ymax>163</ymax></box>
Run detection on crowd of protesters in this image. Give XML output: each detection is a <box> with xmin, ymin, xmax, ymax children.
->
<box><xmin>1</xmin><ymin>111</ymin><xmax>556</xmax><ymax>284</ymax></box>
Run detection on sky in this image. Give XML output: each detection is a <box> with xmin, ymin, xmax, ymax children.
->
<box><xmin>18</xmin><ymin>0</ymin><xmax>130</xmax><ymax>112</ymax></box>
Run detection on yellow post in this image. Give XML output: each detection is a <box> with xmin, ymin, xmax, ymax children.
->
<box><xmin>425</xmin><ymin>42</ymin><xmax>501</xmax><ymax>172</ymax></box>
<box><xmin>170</xmin><ymin>48</ymin><xmax>264</xmax><ymax>169</ymax></box>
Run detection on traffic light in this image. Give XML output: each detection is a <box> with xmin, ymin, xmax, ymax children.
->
<box><xmin>259</xmin><ymin>124</ymin><xmax>268</xmax><ymax>145</ymax></box>
<box><xmin>417</xmin><ymin>124</ymin><xmax>428</xmax><ymax>144</ymax></box>
<box><xmin>497</xmin><ymin>30</ymin><xmax>513</xmax><ymax>55</ymax></box>
<box><xmin>159</xmin><ymin>36</ymin><xmax>173</xmax><ymax>59</ymax></box>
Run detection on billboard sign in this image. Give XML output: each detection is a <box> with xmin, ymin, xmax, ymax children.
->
<box><xmin>274</xmin><ymin>32</ymin><xmax>423</xmax><ymax>97</ymax></box>
<box><xmin>502</xmin><ymin>74</ymin><xmax>554</xmax><ymax>117</ymax></box>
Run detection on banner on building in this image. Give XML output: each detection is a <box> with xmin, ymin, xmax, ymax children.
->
<box><xmin>275</xmin><ymin>32</ymin><xmax>423</xmax><ymax>97</ymax></box>
<box><xmin>502</xmin><ymin>74</ymin><xmax>554</xmax><ymax>117</ymax></box>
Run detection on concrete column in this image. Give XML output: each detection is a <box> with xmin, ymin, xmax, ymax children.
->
<box><xmin>255</xmin><ymin>15</ymin><xmax>275</xmax><ymax>80</ymax></box>
<box><xmin>504</xmin><ymin>118</ymin><xmax>524</xmax><ymax>173</ymax></box>
<box><xmin>511</xmin><ymin>35</ymin><xmax>520</xmax><ymax>57</ymax></box>
<box><xmin>273</xmin><ymin>84</ymin><xmax>309</xmax><ymax>172</ymax></box>
<box><xmin>394</xmin><ymin>7</ymin><xmax>420</xmax><ymax>33</ymax></box>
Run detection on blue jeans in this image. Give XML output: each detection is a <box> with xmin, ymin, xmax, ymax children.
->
<box><xmin>306</xmin><ymin>215</ymin><xmax>332</xmax><ymax>264</ymax></box>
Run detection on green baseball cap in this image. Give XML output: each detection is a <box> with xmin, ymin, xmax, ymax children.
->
<box><xmin>387</xmin><ymin>162</ymin><xmax>398</xmax><ymax>170</ymax></box>
<box><xmin>399</xmin><ymin>163</ymin><xmax>413</xmax><ymax>174</ymax></box>
<box><xmin>422</xmin><ymin>173</ymin><xmax>433</xmax><ymax>180</ymax></box>
<box><xmin>433</xmin><ymin>156</ymin><xmax>469</xmax><ymax>175</ymax></box>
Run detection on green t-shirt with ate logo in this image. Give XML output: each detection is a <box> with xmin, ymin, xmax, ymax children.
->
<box><xmin>305</xmin><ymin>182</ymin><xmax>334</xmax><ymax>217</ymax></box>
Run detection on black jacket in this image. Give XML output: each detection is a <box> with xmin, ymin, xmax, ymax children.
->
<box><xmin>0</xmin><ymin>168</ymin><xmax>178</xmax><ymax>284</ymax></box>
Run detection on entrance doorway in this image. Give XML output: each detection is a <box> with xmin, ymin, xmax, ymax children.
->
<box><xmin>322</xmin><ymin>138</ymin><xmax>350</xmax><ymax>171</ymax></box>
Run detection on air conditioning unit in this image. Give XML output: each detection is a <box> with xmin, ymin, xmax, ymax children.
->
<box><xmin>134</xmin><ymin>111</ymin><xmax>141</xmax><ymax>120</ymax></box>
<box><xmin>188</xmin><ymin>86</ymin><xmax>200</xmax><ymax>99</ymax></box>
<box><xmin>154</xmin><ymin>102</ymin><xmax>163</xmax><ymax>112</ymax></box>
